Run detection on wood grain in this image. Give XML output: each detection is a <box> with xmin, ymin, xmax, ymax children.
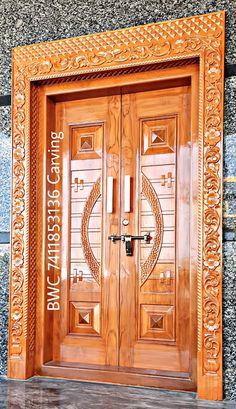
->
<box><xmin>9</xmin><ymin>12</ymin><xmax>224</xmax><ymax>400</ymax></box>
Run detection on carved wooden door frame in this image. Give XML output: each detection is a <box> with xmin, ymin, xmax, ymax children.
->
<box><xmin>8</xmin><ymin>11</ymin><xmax>225</xmax><ymax>400</ymax></box>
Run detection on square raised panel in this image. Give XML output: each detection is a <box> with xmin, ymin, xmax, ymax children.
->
<box><xmin>141</xmin><ymin>116</ymin><xmax>177</xmax><ymax>155</ymax></box>
<box><xmin>140</xmin><ymin>304</ymin><xmax>175</xmax><ymax>341</ymax></box>
<box><xmin>150</xmin><ymin>314</ymin><xmax>164</xmax><ymax>329</ymax></box>
<box><xmin>80</xmin><ymin>134</ymin><xmax>94</xmax><ymax>151</ymax></box>
<box><xmin>69</xmin><ymin>302</ymin><xmax>100</xmax><ymax>336</ymax></box>
<box><xmin>71</xmin><ymin>123</ymin><xmax>103</xmax><ymax>160</ymax></box>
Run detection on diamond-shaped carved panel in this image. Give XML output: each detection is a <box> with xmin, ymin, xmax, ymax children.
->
<box><xmin>78</xmin><ymin>311</ymin><xmax>91</xmax><ymax>325</ymax></box>
<box><xmin>71</xmin><ymin>123</ymin><xmax>103</xmax><ymax>160</ymax></box>
<box><xmin>140</xmin><ymin>304</ymin><xmax>175</xmax><ymax>341</ymax></box>
<box><xmin>80</xmin><ymin>134</ymin><xmax>94</xmax><ymax>151</ymax></box>
<box><xmin>150</xmin><ymin>314</ymin><xmax>164</xmax><ymax>329</ymax></box>
<box><xmin>69</xmin><ymin>302</ymin><xmax>100</xmax><ymax>335</ymax></box>
<box><xmin>151</xmin><ymin>129</ymin><xmax>166</xmax><ymax>144</ymax></box>
<box><xmin>141</xmin><ymin>116</ymin><xmax>177</xmax><ymax>155</ymax></box>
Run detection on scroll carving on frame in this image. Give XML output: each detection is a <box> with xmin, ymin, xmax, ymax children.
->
<box><xmin>9</xmin><ymin>11</ymin><xmax>225</xmax><ymax>400</ymax></box>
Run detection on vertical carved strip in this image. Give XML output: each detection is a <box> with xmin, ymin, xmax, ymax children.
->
<box><xmin>9</xmin><ymin>66</ymin><xmax>26</xmax><ymax>362</ymax></box>
<box><xmin>197</xmin><ymin>56</ymin><xmax>205</xmax><ymax>356</ymax></box>
<box><xmin>28</xmin><ymin>85</ymin><xmax>38</xmax><ymax>361</ymax></box>
<box><xmin>202</xmin><ymin>40</ymin><xmax>223</xmax><ymax>379</ymax></box>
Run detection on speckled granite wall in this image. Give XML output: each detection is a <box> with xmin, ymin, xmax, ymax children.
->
<box><xmin>0</xmin><ymin>0</ymin><xmax>235</xmax><ymax>400</ymax></box>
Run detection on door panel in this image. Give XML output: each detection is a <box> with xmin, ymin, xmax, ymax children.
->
<box><xmin>119</xmin><ymin>86</ymin><xmax>194</xmax><ymax>376</ymax></box>
<box><xmin>51</xmin><ymin>81</ymin><xmax>196</xmax><ymax>386</ymax></box>
<box><xmin>55</xmin><ymin>95</ymin><xmax>121</xmax><ymax>366</ymax></box>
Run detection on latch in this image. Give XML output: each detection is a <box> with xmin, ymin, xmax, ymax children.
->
<box><xmin>108</xmin><ymin>233</ymin><xmax>151</xmax><ymax>256</ymax></box>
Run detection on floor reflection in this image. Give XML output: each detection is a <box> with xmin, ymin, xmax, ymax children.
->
<box><xmin>0</xmin><ymin>377</ymin><xmax>235</xmax><ymax>408</ymax></box>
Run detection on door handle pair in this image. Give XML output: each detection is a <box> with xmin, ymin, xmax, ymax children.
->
<box><xmin>107</xmin><ymin>175</ymin><xmax>131</xmax><ymax>214</ymax></box>
<box><xmin>108</xmin><ymin>233</ymin><xmax>151</xmax><ymax>256</ymax></box>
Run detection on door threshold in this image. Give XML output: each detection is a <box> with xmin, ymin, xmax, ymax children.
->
<box><xmin>44</xmin><ymin>360</ymin><xmax>191</xmax><ymax>378</ymax></box>
<box><xmin>38</xmin><ymin>361</ymin><xmax>196</xmax><ymax>392</ymax></box>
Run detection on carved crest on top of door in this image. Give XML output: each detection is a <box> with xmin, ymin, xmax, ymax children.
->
<box><xmin>9</xmin><ymin>11</ymin><xmax>225</xmax><ymax>401</ymax></box>
<box><xmin>13</xmin><ymin>13</ymin><xmax>224</xmax><ymax>78</ymax></box>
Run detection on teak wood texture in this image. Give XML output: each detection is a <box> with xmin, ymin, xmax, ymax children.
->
<box><xmin>8</xmin><ymin>11</ymin><xmax>225</xmax><ymax>401</ymax></box>
<box><xmin>41</xmin><ymin>78</ymin><xmax>197</xmax><ymax>391</ymax></box>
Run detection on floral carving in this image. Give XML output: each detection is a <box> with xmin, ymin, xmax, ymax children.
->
<box><xmin>9</xmin><ymin>65</ymin><xmax>26</xmax><ymax>359</ymax></box>
<box><xmin>202</xmin><ymin>39</ymin><xmax>223</xmax><ymax>376</ymax></box>
<box><xmin>205</xmin><ymin>129</ymin><xmax>221</xmax><ymax>146</ymax></box>
<box><xmin>9</xmin><ymin>11</ymin><xmax>224</xmax><ymax>397</ymax></box>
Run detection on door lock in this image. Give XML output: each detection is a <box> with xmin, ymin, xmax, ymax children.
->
<box><xmin>108</xmin><ymin>233</ymin><xmax>151</xmax><ymax>256</ymax></box>
<box><xmin>122</xmin><ymin>218</ymin><xmax>129</xmax><ymax>226</ymax></box>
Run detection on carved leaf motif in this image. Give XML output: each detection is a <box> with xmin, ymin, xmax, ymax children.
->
<box><xmin>140</xmin><ymin>173</ymin><xmax>163</xmax><ymax>285</ymax></box>
<box><xmin>202</xmin><ymin>40</ymin><xmax>223</xmax><ymax>375</ymax></box>
<box><xmin>9</xmin><ymin>66</ymin><xmax>26</xmax><ymax>359</ymax></box>
<box><xmin>81</xmin><ymin>177</ymin><xmax>101</xmax><ymax>285</ymax></box>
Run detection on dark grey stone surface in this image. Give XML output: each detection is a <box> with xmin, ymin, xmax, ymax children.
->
<box><xmin>0</xmin><ymin>247</ymin><xmax>9</xmax><ymax>376</ymax></box>
<box><xmin>224</xmin><ymin>182</ymin><xmax>236</xmax><ymax>213</ymax></box>
<box><xmin>224</xmin><ymin>78</ymin><xmax>236</xmax><ymax>137</ymax></box>
<box><xmin>223</xmin><ymin>135</ymin><xmax>236</xmax><ymax>178</ymax></box>
<box><xmin>0</xmin><ymin>0</ymin><xmax>236</xmax><ymax>94</ymax></box>
<box><xmin>223</xmin><ymin>181</ymin><xmax>236</xmax><ymax>234</ymax></box>
<box><xmin>0</xmin><ymin>106</ymin><xmax>11</xmax><ymax>137</ymax></box>
<box><xmin>0</xmin><ymin>107</ymin><xmax>11</xmax><ymax>233</ymax></box>
<box><xmin>0</xmin><ymin>377</ymin><xmax>235</xmax><ymax>409</ymax></box>
<box><xmin>223</xmin><ymin>241</ymin><xmax>236</xmax><ymax>401</ymax></box>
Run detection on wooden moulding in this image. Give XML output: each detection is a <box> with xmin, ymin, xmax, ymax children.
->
<box><xmin>8</xmin><ymin>11</ymin><xmax>225</xmax><ymax>400</ymax></box>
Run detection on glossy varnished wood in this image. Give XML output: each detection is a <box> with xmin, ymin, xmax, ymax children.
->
<box><xmin>38</xmin><ymin>363</ymin><xmax>196</xmax><ymax>391</ymax></box>
<box><xmin>33</xmin><ymin>65</ymin><xmax>199</xmax><ymax>392</ymax></box>
<box><xmin>9</xmin><ymin>13</ymin><xmax>225</xmax><ymax>401</ymax></box>
<box><xmin>119</xmin><ymin>84</ymin><xmax>197</xmax><ymax>388</ymax></box>
<box><xmin>42</xmin><ymin>95</ymin><xmax>121</xmax><ymax>367</ymax></box>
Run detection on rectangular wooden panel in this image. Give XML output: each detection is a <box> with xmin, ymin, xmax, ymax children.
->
<box><xmin>119</xmin><ymin>85</ymin><xmax>197</xmax><ymax>382</ymax></box>
<box><xmin>52</xmin><ymin>95</ymin><xmax>121</xmax><ymax>366</ymax></box>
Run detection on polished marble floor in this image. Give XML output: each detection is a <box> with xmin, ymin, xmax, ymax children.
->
<box><xmin>0</xmin><ymin>377</ymin><xmax>235</xmax><ymax>409</ymax></box>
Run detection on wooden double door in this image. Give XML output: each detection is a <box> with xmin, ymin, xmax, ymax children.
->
<box><xmin>45</xmin><ymin>74</ymin><xmax>197</xmax><ymax>389</ymax></box>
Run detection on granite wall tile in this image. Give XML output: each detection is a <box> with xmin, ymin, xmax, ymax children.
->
<box><xmin>0</xmin><ymin>106</ymin><xmax>11</xmax><ymax>137</ymax></box>
<box><xmin>0</xmin><ymin>246</ymin><xmax>9</xmax><ymax>376</ymax></box>
<box><xmin>224</xmin><ymin>369</ymin><xmax>236</xmax><ymax>402</ymax></box>
<box><xmin>224</xmin><ymin>78</ymin><xmax>236</xmax><ymax>137</ymax></box>
<box><xmin>223</xmin><ymin>241</ymin><xmax>236</xmax><ymax>400</ymax></box>
<box><xmin>223</xmin><ymin>135</ymin><xmax>236</xmax><ymax>178</ymax></box>
<box><xmin>0</xmin><ymin>106</ymin><xmax>11</xmax><ymax>233</ymax></box>
<box><xmin>223</xmin><ymin>324</ymin><xmax>236</xmax><ymax>365</ymax></box>
<box><xmin>223</xmin><ymin>181</ymin><xmax>236</xmax><ymax>234</ymax></box>
<box><xmin>223</xmin><ymin>241</ymin><xmax>236</xmax><ymax>300</ymax></box>
<box><xmin>0</xmin><ymin>0</ymin><xmax>235</xmax><ymax>95</ymax></box>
